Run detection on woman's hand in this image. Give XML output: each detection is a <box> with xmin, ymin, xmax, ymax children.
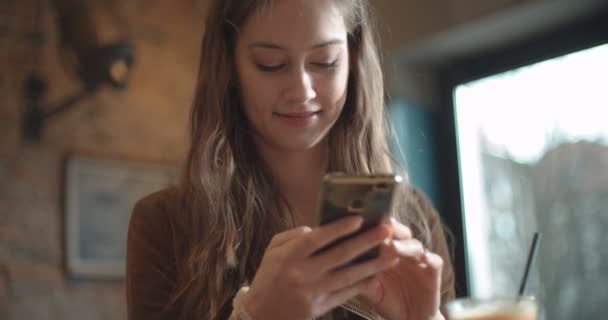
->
<box><xmin>241</xmin><ymin>217</ymin><xmax>399</xmax><ymax>320</ymax></box>
<box><xmin>360</xmin><ymin>218</ymin><xmax>444</xmax><ymax>320</ymax></box>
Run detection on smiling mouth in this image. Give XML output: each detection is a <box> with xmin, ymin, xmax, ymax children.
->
<box><xmin>273</xmin><ymin>111</ymin><xmax>322</xmax><ymax>118</ymax></box>
<box><xmin>273</xmin><ymin>110</ymin><xmax>321</xmax><ymax>127</ymax></box>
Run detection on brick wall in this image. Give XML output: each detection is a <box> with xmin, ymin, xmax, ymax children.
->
<box><xmin>1</xmin><ymin>0</ymin><xmax>205</xmax><ymax>318</ymax></box>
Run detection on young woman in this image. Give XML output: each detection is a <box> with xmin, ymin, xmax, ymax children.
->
<box><xmin>126</xmin><ymin>0</ymin><xmax>455</xmax><ymax>319</ymax></box>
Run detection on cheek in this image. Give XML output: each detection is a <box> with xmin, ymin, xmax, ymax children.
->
<box><xmin>319</xmin><ymin>69</ymin><xmax>349</xmax><ymax>112</ymax></box>
<box><xmin>237</xmin><ymin>68</ymin><xmax>277</xmax><ymax>116</ymax></box>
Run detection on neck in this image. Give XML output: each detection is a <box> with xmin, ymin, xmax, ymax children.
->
<box><xmin>256</xmin><ymin>139</ymin><xmax>327</xmax><ymax>226</ymax></box>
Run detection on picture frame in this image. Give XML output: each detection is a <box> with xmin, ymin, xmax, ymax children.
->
<box><xmin>64</xmin><ymin>154</ymin><xmax>179</xmax><ymax>279</ymax></box>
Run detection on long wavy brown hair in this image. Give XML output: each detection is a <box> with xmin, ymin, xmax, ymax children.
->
<box><xmin>171</xmin><ymin>0</ymin><xmax>433</xmax><ymax>319</ymax></box>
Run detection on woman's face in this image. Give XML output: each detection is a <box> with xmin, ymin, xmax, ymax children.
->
<box><xmin>235</xmin><ymin>0</ymin><xmax>350</xmax><ymax>152</ymax></box>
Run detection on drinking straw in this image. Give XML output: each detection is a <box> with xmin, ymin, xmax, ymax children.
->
<box><xmin>518</xmin><ymin>232</ymin><xmax>542</xmax><ymax>295</ymax></box>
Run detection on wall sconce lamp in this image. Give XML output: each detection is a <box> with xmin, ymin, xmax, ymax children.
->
<box><xmin>23</xmin><ymin>0</ymin><xmax>134</xmax><ymax>142</ymax></box>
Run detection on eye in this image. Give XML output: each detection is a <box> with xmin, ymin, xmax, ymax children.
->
<box><xmin>256</xmin><ymin>63</ymin><xmax>286</xmax><ymax>72</ymax></box>
<box><xmin>312</xmin><ymin>59</ymin><xmax>339</xmax><ymax>69</ymax></box>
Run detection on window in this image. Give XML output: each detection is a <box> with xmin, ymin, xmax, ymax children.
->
<box><xmin>453</xmin><ymin>43</ymin><xmax>608</xmax><ymax>320</ymax></box>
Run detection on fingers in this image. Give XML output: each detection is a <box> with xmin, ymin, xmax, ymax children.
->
<box><xmin>385</xmin><ymin>238</ymin><xmax>425</xmax><ymax>261</ymax></box>
<box><xmin>384</xmin><ymin>239</ymin><xmax>443</xmax><ymax>275</ymax></box>
<box><xmin>319</xmin><ymin>276</ymin><xmax>380</xmax><ymax>316</ymax></box>
<box><xmin>269</xmin><ymin>226</ymin><xmax>313</xmax><ymax>249</ymax></box>
<box><xmin>296</xmin><ymin>216</ymin><xmax>364</xmax><ymax>255</ymax></box>
<box><xmin>311</xmin><ymin>224</ymin><xmax>392</xmax><ymax>271</ymax></box>
<box><xmin>422</xmin><ymin>250</ymin><xmax>444</xmax><ymax>272</ymax></box>
<box><xmin>390</xmin><ymin>217</ymin><xmax>413</xmax><ymax>240</ymax></box>
<box><xmin>358</xmin><ymin>273</ymin><xmax>385</xmax><ymax>306</ymax></box>
<box><xmin>319</xmin><ymin>252</ymin><xmax>399</xmax><ymax>293</ymax></box>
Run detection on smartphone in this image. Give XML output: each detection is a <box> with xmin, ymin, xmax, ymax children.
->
<box><xmin>315</xmin><ymin>173</ymin><xmax>402</xmax><ymax>266</ymax></box>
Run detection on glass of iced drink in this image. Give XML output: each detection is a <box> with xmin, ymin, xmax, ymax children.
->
<box><xmin>446</xmin><ymin>297</ymin><xmax>538</xmax><ymax>320</ymax></box>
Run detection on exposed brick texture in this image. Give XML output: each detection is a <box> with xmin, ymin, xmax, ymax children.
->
<box><xmin>1</xmin><ymin>0</ymin><xmax>205</xmax><ymax>318</ymax></box>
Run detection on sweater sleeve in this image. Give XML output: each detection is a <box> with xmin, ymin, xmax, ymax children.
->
<box><xmin>126</xmin><ymin>190</ymin><xmax>180</xmax><ymax>320</ymax></box>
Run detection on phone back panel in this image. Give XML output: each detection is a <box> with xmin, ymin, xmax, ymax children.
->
<box><xmin>316</xmin><ymin>174</ymin><xmax>401</xmax><ymax>264</ymax></box>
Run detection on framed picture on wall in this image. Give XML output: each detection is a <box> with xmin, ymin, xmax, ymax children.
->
<box><xmin>64</xmin><ymin>154</ymin><xmax>179</xmax><ymax>279</ymax></box>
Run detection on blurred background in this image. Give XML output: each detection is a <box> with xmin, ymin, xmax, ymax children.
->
<box><xmin>1</xmin><ymin>0</ymin><xmax>607</xmax><ymax>319</ymax></box>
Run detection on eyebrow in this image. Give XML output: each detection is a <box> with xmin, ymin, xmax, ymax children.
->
<box><xmin>248</xmin><ymin>39</ymin><xmax>345</xmax><ymax>50</ymax></box>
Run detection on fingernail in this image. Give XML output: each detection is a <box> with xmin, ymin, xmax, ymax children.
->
<box><xmin>381</xmin><ymin>223</ymin><xmax>393</xmax><ymax>233</ymax></box>
<box><xmin>351</xmin><ymin>216</ymin><xmax>363</xmax><ymax>228</ymax></box>
<box><xmin>398</xmin><ymin>240</ymin><xmax>423</xmax><ymax>252</ymax></box>
<box><xmin>390</xmin><ymin>257</ymin><xmax>400</xmax><ymax>266</ymax></box>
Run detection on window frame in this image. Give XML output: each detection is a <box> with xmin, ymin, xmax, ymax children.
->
<box><xmin>435</xmin><ymin>10</ymin><xmax>608</xmax><ymax>297</ymax></box>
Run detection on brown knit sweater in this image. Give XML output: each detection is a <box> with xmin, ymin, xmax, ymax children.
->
<box><xmin>126</xmin><ymin>186</ymin><xmax>455</xmax><ymax>320</ymax></box>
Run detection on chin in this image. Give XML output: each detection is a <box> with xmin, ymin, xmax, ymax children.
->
<box><xmin>274</xmin><ymin>135</ymin><xmax>325</xmax><ymax>152</ymax></box>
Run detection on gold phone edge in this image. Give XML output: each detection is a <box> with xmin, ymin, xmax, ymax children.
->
<box><xmin>314</xmin><ymin>173</ymin><xmax>403</xmax><ymax>226</ymax></box>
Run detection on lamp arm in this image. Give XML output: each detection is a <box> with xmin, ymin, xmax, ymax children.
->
<box><xmin>43</xmin><ymin>88</ymin><xmax>93</xmax><ymax>119</ymax></box>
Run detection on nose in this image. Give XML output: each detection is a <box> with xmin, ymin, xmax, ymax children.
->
<box><xmin>283</xmin><ymin>66</ymin><xmax>317</xmax><ymax>104</ymax></box>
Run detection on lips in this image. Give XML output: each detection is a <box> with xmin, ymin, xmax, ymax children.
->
<box><xmin>273</xmin><ymin>110</ymin><xmax>321</xmax><ymax>118</ymax></box>
<box><xmin>273</xmin><ymin>110</ymin><xmax>321</xmax><ymax>127</ymax></box>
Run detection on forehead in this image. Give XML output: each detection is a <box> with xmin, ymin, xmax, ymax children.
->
<box><xmin>238</xmin><ymin>0</ymin><xmax>348</xmax><ymax>49</ymax></box>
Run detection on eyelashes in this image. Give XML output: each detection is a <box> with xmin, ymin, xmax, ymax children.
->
<box><xmin>314</xmin><ymin>60</ymin><xmax>339</xmax><ymax>69</ymax></box>
<box><xmin>256</xmin><ymin>64</ymin><xmax>285</xmax><ymax>72</ymax></box>
<box><xmin>255</xmin><ymin>59</ymin><xmax>339</xmax><ymax>73</ymax></box>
